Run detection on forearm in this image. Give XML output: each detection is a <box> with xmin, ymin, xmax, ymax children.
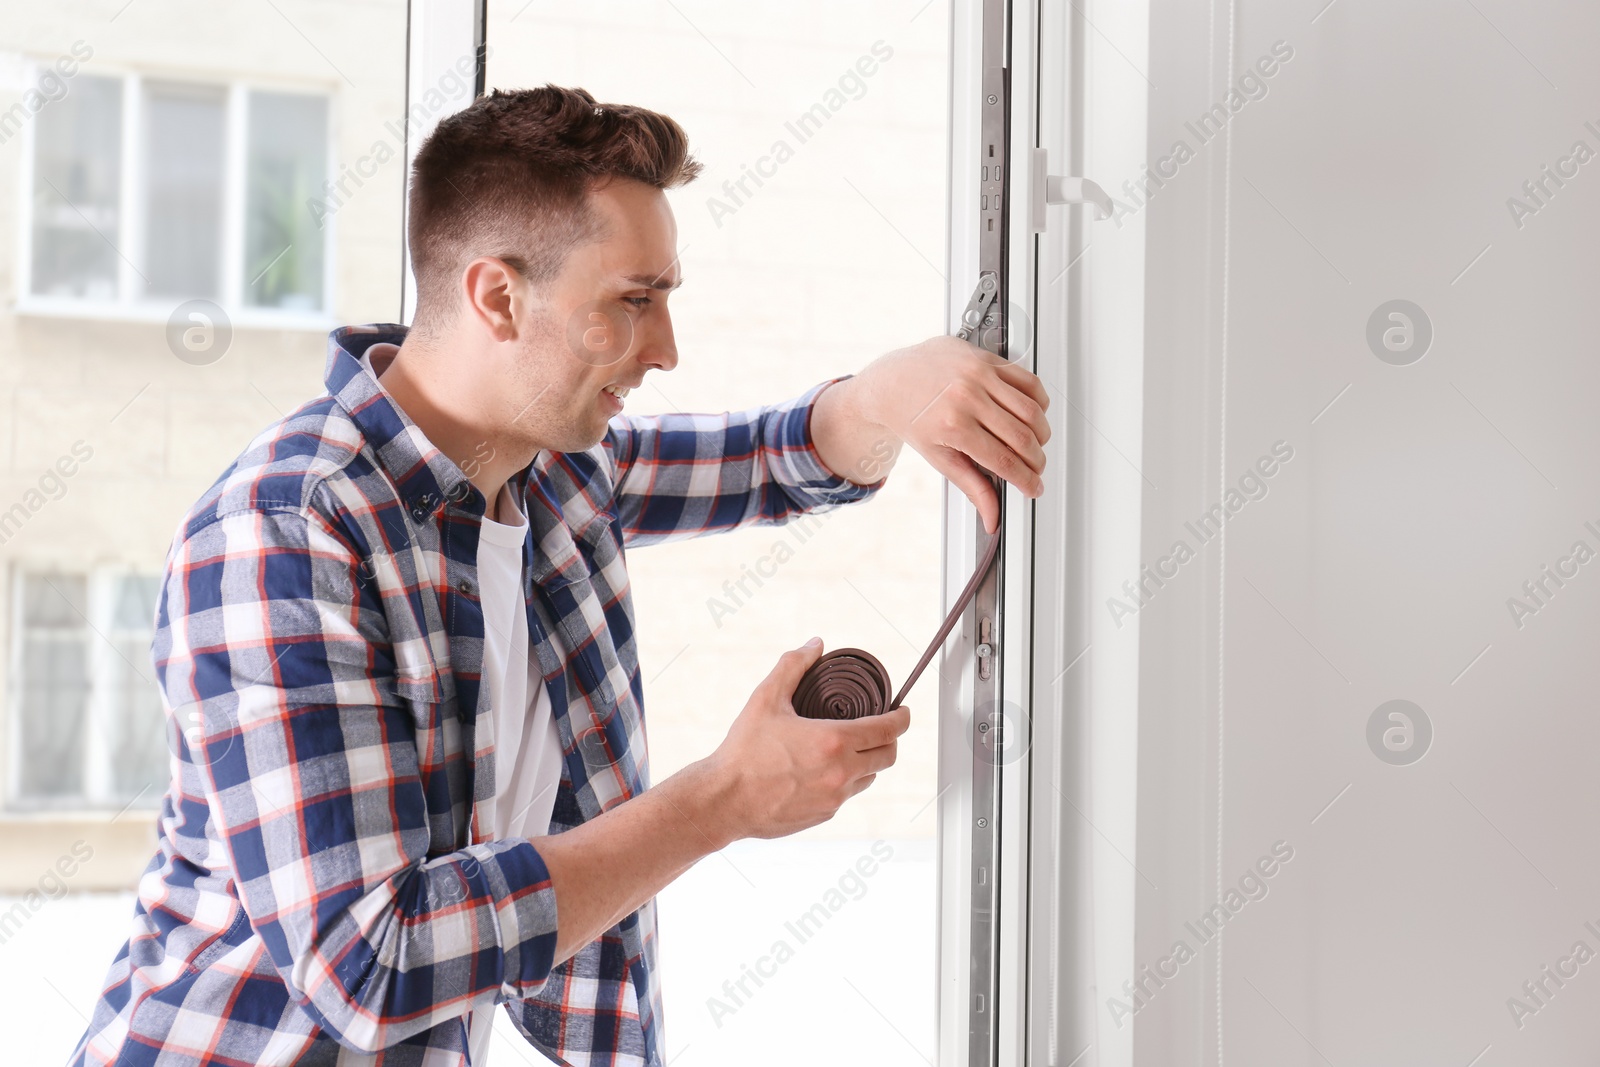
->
<box><xmin>609</xmin><ymin>382</ymin><xmax>892</xmax><ymax>547</ymax></box>
<box><xmin>533</xmin><ymin>756</ymin><xmax>737</xmax><ymax>964</ymax></box>
<box><xmin>809</xmin><ymin>376</ymin><xmax>904</xmax><ymax>486</ymax></box>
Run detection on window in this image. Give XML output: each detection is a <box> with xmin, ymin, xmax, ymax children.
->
<box><xmin>142</xmin><ymin>80</ymin><xmax>227</xmax><ymax>299</ymax></box>
<box><xmin>21</xmin><ymin>69</ymin><xmax>331</xmax><ymax>321</ymax></box>
<box><xmin>27</xmin><ymin>74</ymin><xmax>122</xmax><ymax>301</ymax></box>
<box><xmin>480</xmin><ymin>4</ymin><xmax>950</xmax><ymax>1065</ymax></box>
<box><xmin>9</xmin><ymin>570</ymin><xmax>166</xmax><ymax>810</ymax></box>
<box><xmin>245</xmin><ymin>91</ymin><xmax>328</xmax><ymax>311</ymax></box>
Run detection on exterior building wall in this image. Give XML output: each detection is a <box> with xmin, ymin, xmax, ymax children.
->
<box><xmin>0</xmin><ymin>0</ymin><xmax>407</xmax><ymax>890</ymax></box>
<box><xmin>0</xmin><ymin>0</ymin><xmax>949</xmax><ymax>893</ymax></box>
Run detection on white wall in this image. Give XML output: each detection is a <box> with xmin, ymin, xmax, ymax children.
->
<box><xmin>1103</xmin><ymin>0</ymin><xmax>1600</xmax><ymax>1062</ymax></box>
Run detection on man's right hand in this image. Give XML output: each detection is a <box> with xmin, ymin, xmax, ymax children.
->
<box><xmin>534</xmin><ymin>637</ymin><xmax>910</xmax><ymax>965</ymax></box>
<box><xmin>704</xmin><ymin>637</ymin><xmax>912</xmax><ymax>841</ymax></box>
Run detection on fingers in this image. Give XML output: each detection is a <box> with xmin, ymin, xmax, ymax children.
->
<box><xmin>973</xmin><ymin>396</ymin><xmax>1047</xmax><ymax>483</ymax></box>
<box><xmin>992</xmin><ymin>359</ymin><xmax>1051</xmax><ymax>417</ymax></box>
<box><xmin>828</xmin><ymin>709</ymin><xmax>909</xmax><ymax>803</ymax></box>
<box><xmin>926</xmin><ymin>447</ymin><xmax>1000</xmax><ymax>534</ymax></box>
<box><xmin>949</xmin><ymin>416</ymin><xmax>1044</xmax><ymax>501</ymax></box>
<box><xmin>837</xmin><ymin>704</ymin><xmax>911</xmax><ymax>751</ymax></box>
<box><xmin>852</xmin><ymin>736</ymin><xmax>900</xmax><ymax>776</ymax></box>
<box><xmin>911</xmin><ymin>351</ymin><xmax>1047</xmax><ymax>507</ymax></box>
<box><xmin>951</xmin><ymin>335</ymin><xmax>1050</xmax><ymax>415</ymax></box>
<box><xmin>846</xmin><ymin>772</ymin><xmax>877</xmax><ymax>799</ymax></box>
<box><xmin>842</xmin><ymin>744</ymin><xmax>894</xmax><ymax>795</ymax></box>
<box><xmin>765</xmin><ymin>638</ymin><xmax>825</xmax><ymax>704</ymax></box>
<box><xmin>987</xmin><ymin>369</ymin><xmax>1052</xmax><ymax>448</ymax></box>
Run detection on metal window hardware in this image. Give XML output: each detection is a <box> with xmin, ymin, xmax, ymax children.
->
<box><xmin>966</xmin><ymin>9</ymin><xmax>1009</xmax><ymax>1066</ymax></box>
<box><xmin>1030</xmin><ymin>146</ymin><xmax>1112</xmax><ymax>231</ymax></box>
<box><xmin>977</xmin><ymin>616</ymin><xmax>994</xmax><ymax>680</ymax></box>
<box><xmin>956</xmin><ymin>273</ymin><xmax>1001</xmax><ymax>345</ymax></box>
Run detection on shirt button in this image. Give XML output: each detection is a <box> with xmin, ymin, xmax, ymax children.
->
<box><xmin>458</xmin><ymin>577</ymin><xmax>476</xmax><ymax>596</ymax></box>
<box><xmin>409</xmin><ymin>502</ymin><xmax>429</xmax><ymax>522</ymax></box>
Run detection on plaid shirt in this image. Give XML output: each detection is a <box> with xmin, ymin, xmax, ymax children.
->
<box><xmin>70</xmin><ymin>324</ymin><xmax>883</xmax><ymax>1067</ymax></box>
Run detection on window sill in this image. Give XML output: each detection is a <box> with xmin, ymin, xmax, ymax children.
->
<box><xmin>0</xmin><ymin>806</ymin><xmax>161</xmax><ymax>822</ymax></box>
<box><xmin>12</xmin><ymin>296</ymin><xmax>337</xmax><ymax>333</ymax></box>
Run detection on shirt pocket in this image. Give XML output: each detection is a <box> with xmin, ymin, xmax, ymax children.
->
<box><xmin>187</xmin><ymin>902</ymin><xmax>251</xmax><ymax>974</ymax></box>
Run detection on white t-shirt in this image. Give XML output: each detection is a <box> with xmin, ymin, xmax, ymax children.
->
<box><xmin>467</xmin><ymin>484</ymin><xmax>564</xmax><ymax>1066</ymax></box>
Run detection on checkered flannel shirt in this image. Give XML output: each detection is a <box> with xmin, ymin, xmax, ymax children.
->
<box><xmin>69</xmin><ymin>323</ymin><xmax>884</xmax><ymax>1067</ymax></box>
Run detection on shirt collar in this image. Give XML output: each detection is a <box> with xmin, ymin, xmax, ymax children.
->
<box><xmin>325</xmin><ymin>324</ymin><xmax>610</xmax><ymax>572</ymax></box>
<box><xmin>325</xmin><ymin>323</ymin><xmax>488</xmax><ymax>521</ymax></box>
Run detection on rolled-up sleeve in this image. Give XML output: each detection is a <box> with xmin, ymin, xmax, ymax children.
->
<box><xmin>158</xmin><ymin>504</ymin><xmax>558</xmax><ymax>1053</ymax></box>
<box><xmin>604</xmin><ymin>376</ymin><xmax>888</xmax><ymax>548</ymax></box>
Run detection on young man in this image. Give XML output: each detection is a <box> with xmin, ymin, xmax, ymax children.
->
<box><xmin>70</xmin><ymin>86</ymin><xmax>1049</xmax><ymax>1067</ymax></box>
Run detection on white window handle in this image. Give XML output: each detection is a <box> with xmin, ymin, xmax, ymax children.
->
<box><xmin>1030</xmin><ymin>147</ymin><xmax>1112</xmax><ymax>229</ymax></box>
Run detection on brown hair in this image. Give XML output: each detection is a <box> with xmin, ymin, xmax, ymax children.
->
<box><xmin>406</xmin><ymin>84</ymin><xmax>702</xmax><ymax>334</ymax></box>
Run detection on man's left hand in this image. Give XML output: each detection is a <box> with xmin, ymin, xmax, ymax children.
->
<box><xmin>851</xmin><ymin>335</ymin><xmax>1051</xmax><ymax>534</ymax></box>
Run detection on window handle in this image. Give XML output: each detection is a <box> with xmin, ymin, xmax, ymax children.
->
<box><xmin>1030</xmin><ymin>147</ymin><xmax>1112</xmax><ymax>229</ymax></box>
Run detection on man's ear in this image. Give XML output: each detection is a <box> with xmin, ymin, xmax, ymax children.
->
<box><xmin>460</xmin><ymin>256</ymin><xmax>522</xmax><ymax>341</ymax></box>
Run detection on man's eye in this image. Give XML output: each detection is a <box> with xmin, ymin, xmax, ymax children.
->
<box><xmin>623</xmin><ymin>296</ymin><xmax>652</xmax><ymax>308</ymax></box>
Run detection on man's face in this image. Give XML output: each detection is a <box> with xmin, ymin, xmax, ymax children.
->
<box><xmin>508</xmin><ymin>177</ymin><xmax>681</xmax><ymax>452</ymax></box>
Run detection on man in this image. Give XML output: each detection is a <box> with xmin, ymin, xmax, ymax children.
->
<box><xmin>70</xmin><ymin>85</ymin><xmax>1049</xmax><ymax>1067</ymax></box>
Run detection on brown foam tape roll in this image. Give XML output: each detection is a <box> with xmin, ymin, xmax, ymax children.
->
<box><xmin>793</xmin><ymin>525</ymin><xmax>1002</xmax><ymax>720</ymax></box>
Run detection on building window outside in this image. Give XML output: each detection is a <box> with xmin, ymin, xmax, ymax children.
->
<box><xmin>9</xmin><ymin>570</ymin><xmax>166</xmax><ymax>811</ymax></box>
<box><xmin>23</xmin><ymin>69</ymin><xmax>330</xmax><ymax>318</ymax></box>
<box><xmin>245</xmin><ymin>90</ymin><xmax>328</xmax><ymax>311</ymax></box>
<box><xmin>27</xmin><ymin>74</ymin><xmax>122</xmax><ymax>301</ymax></box>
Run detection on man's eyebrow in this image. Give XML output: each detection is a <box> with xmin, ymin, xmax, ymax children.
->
<box><xmin>622</xmin><ymin>272</ymin><xmax>684</xmax><ymax>291</ymax></box>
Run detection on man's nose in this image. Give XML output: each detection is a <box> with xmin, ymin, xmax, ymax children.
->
<box><xmin>635</xmin><ymin>310</ymin><xmax>678</xmax><ymax>373</ymax></box>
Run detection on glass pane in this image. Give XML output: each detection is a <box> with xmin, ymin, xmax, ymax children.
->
<box><xmin>17</xmin><ymin>573</ymin><xmax>91</xmax><ymax>800</ymax></box>
<box><xmin>108</xmin><ymin>575</ymin><xmax>166</xmax><ymax>799</ymax></box>
<box><xmin>109</xmin><ymin>637</ymin><xmax>167</xmax><ymax>800</ymax></box>
<box><xmin>24</xmin><ymin>573</ymin><xmax>87</xmax><ymax>626</ymax></box>
<box><xmin>486</xmin><ymin>4</ymin><xmax>948</xmax><ymax>1064</ymax></box>
<box><xmin>112</xmin><ymin>573</ymin><xmax>160</xmax><ymax>630</ymax></box>
<box><xmin>30</xmin><ymin>74</ymin><xmax>122</xmax><ymax>299</ymax></box>
<box><xmin>18</xmin><ymin>640</ymin><xmax>90</xmax><ymax>798</ymax></box>
<box><xmin>142</xmin><ymin>80</ymin><xmax>227</xmax><ymax>299</ymax></box>
<box><xmin>245</xmin><ymin>91</ymin><xmax>328</xmax><ymax>310</ymax></box>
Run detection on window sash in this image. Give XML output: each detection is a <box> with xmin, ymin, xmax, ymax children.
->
<box><xmin>244</xmin><ymin>89</ymin><xmax>330</xmax><ymax>311</ymax></box>
<box><xmin>27</xmin><ymin>72</ymin><xmax>123</xmax><ymax>301</ymax></box>
<box><xmin>7</xmin><ymin>568</ymin><xmax>164</xmax><ymax>811</ymax></box>
<box><xmin>140</xmin><ymin>79</ymin><xmax>229</xmax><ymax>301</ymax></box>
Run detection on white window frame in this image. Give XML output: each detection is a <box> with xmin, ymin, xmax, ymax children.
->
<box><xmin>13</xmin><ymin>60</ymin><xmax>339</xmax><ymax>331</ymax></box>
<box><xmin>6</xmin><ymin>566</ymin><xmax>165</xmax><ymax>813</ymax></box>
<box><xmin>399</xmin><ymin>0</ymin><xmax>484</xmax><ymax>325</ymax></box>
<box><xmin>938</xmin><ymin>2</ymin><xmax>1043</xmax><ymax>1065</ymax></box>
<box><xmin>941</xmin><ymin>1</ymin><xmax>1154</xmax><ymax>1064</ymax></box>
